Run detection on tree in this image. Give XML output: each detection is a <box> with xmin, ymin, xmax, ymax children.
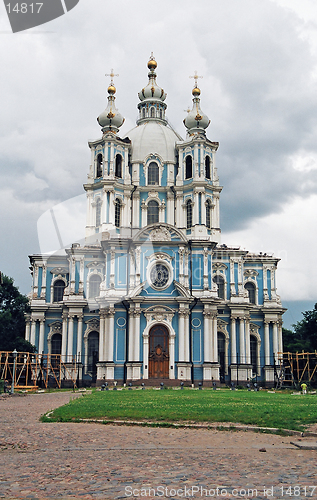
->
<box><xmin>0</xmin><ymin>274</ymin><xmax>36</xmax><ymax>352</ymax></box>
<box><xmin>283</xmin><ymin>304</ymin><xmax>317</xmax><ymax>352</ymax></box>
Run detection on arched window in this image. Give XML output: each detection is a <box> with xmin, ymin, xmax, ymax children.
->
<box><xmin>148</xmin><ymin>162</ymin><xmax>159</xmax><ymax>185</ymax></box>
<box><xmin>185</xmin><ymin>155</ymin><xmax>193</xmax><ymax>179</ymax></box>
<box><xmin>147</xmin><ymin>200</ymin><xmax>159</xmax><ymax>225</ymax></box>
<box><xmin>205</xmin><ymin>156</ymin><xmax>211</xmax><ymax>179</ymax></box>
<box><xmin>250</xmin><ymin>335</ymin><xmax>258</xmax><ymax>373</ymax></box>
<box><xmin>245</xmin><ymin>282</ymin><xmax>256</xmax><ymax>304</ymax></box>
<box><xmin>115</xmin><ymin>154</ymin><xmax>122</xmax><ymax>178</ymax></box>
<box><xmin>159</xmin><ymin>109</ymin><xmax>163</xmax><ymax>119</ymax></box>
<box><xmin>115</xmin><ymin>198</ymin><xmax>121</xmax><ymax>228</ymax></box>
<box><xmin>51</xmin><ymin>333</ymin><xmax>62</xmax><ymax>355</ymax></box>
<box><xmin>96</xmin><ymin>154</ymin><xmax>103</xmax><ymax>178</ymax></box>
<box><xmin>150</xmin><ymin>107</ymin><xmax>155</xmax><ymax>118</ymax></box>
<box><xmin>142</xmin><ymin>108</ymin><xmax>146</xmax><ymax>118</ymax></box>
<box><xmin>89</xmin><ymin>275</ymin><xmax>101</xmax><ymax>299</ymax></box>
<box><xmin>213</xmin><ymin>275</ymin><xmax>225</xmax><ymax>299</ymax></box>
<box><xmin>186</xmin><ymin>199</ymin><xmax>193</xmax><ymax>228</ymax></box>
<box><xmin>53</xmin><ymin>280</ymin><xmax>65</xmax><ymax>302</ymax></box>
<box><xmin>206</xmin><ymin>199</ymin><xmax>212</xmax><ymax>228</ymax></box>
<box><xmin>95</xmin><ymin>198</ymin><xmax>101</xmax><ymax>227</ymax></box>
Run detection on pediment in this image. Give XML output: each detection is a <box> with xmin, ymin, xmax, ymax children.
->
<box><xmin>134</xmin><ymin>223</ymin><xmax>187</xmax><ymax>243</ymax></box>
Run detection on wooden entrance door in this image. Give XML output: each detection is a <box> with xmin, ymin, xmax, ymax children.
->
<box><xmin>149</xmin><ymin>324</ymin><xmax>169</xmax><ymax>379</ymax></box>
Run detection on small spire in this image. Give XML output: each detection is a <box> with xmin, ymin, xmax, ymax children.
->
<box><xmin>105</xmin><ymin>69</ymin><xmax>119</xmax><ymax>85</ymax></box>
<box><xmin>189</xmin><ymin>71</ymin><xmax>203</xmax><ymax>96</ymax></box>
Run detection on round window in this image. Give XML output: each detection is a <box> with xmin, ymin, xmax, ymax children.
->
<box><xmin>150</xmin><ymin>263</ymin><xmax>170</xmax><ymax>289</ymax></box>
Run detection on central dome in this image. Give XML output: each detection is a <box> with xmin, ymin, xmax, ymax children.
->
<box><xmin>125</xmin><ymin>121</ymin><xmax>182</xmax><ymax>163</ymax></box>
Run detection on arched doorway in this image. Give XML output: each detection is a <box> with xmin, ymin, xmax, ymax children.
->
<box><xmin>87</xmin><ymin>331</ymin><xmax>99</xmax><ymax>382</ymax></box>
<box><xmin>149</xmin><ymin>324</ymin><xmax>169</xmax><ymax>379</ymax></box>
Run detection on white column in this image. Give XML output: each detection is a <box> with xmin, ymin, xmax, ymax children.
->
<box><xmin>25</xmin><ymin>318</ymin><xmax>31</xmax><ymax>343</ymax></box>
<box><xmin>239</xmin><ymin>318</ymin><xmax>245</xmax><ymax>364</ymax></box>
<box><xmin>201</xmin><ymin>192</ymin><xmax>206</xmax><ymax>225</ymax></box>
<box><xmin>167</xmin><ymin>191</ymin><xmax>174</xmax><ymax>225</ymax></box>
<box><xmin>110</xmin><ymin>248</ymin><xmax>115</xmax><ymax>288</ymax></box>
<box><xmin>109</xmin><ymin>190</ymin><xmax>115</xmax><ymax>225</ymax></box>
<box><xmin>143</xmin><ymin>332</ymin><xmax>149</xmax><ymax>379</ymax></box>
<box><xmin>123</xmin><ymin>190</ymin><xmax>131</xmax><ymax>226</ymax></box>
<box><xmin>38</xmin><ymin>320</ymin><xmax>45</xmax><ymax>356</ymax></box>
<box><xmin>61</xmin><ymin>314</ymin><xmax>68</xmax><ymax>363</ymax></box>
<box><xmin>176</xmin><ymin>193</ymin><xmax>182</xmax><ymax>227</ymax></box>
<box><xmin>128</xmin><ymin>310</ymin><xmax>134</xmax><ymax>361</ymax></box>
<box><xmin>169</xmin><ymin>333</ymin><xmax>175</xmax><ymax>379</ymax></box>
<box><xmin>273</xmin><ymin>321</ymin><xmax>278</xmax><ymax>363</ymax></box>
<box><xmin>230</xmin><ymin>318</ymin><xmax>236</xmax><ymax>364</ymax></box>
<box><xmin>79</xmin><ymin>258</ymin><xmax>84</xmax><ymax>294</ymax></box>
<box><xmin>107</xmin><ymin>309</ymin><xmax>115</xmax><ymax>362</ymax></box>
<box><xmin>203</xmin><ymin>248</ymin><xmax>208</xmax><ymax>290</ymax></box>
<box><xmin>278</xmin><ymin>320</ymin><xmax>283</xmax><ymax>357</ymax></box>
<box><xmin>194</xmin><ymin>190</ymin><xmax>199</xmax><ymax>226</ymax></box>
<box><xmin>212</xmin><ymin>315</ymin><xmax>218</xmax><ymax>363</ymax></box>
<box><xmin>178</xmin><ymin>311</ymin><xmax>185</xmax><ymax>361</ymax></box>
<box><xmin>245</xmin><ymin>318</ymin><xmax>250</xmax><ymax>364</ymax></box>
<box><xmin>135</xmin><ymin>247</ymin><xmax>141</xmax><ymax>285</ymax></box>
<box><xmin>141</xmin><ymin>200</ymin><xmax>147</xmax><ymax>227</ymax></box>
<box><xmin>86</xmin><ymin>192</ymin><xmax>93</xmax><ymax>232</ymax></box>
<box><xmin>203</xmin><ymin>310</ymin><xmax>211</xmax><ymax>363</ymax></box>
<box><xmin>214</xmin><ymin>193</ymin><xmax>220</xmax><ymax>228</ymax></box>
<box><xmin>134</xmin><ymin>309</ymin><xmax>141</xmax><ymax>361</ymax></box>
<box><xmin>184</xmin><ymin>249</ymin><xmax>189</xmax><ymax>288</ymax></box>
<box><xmin>67</xmin><ymin>315</ymin><xmax>74</xmax><ymax>361</ymax></box>
<box><xmin>30</xmin><ymin>319</ymin><xmax>36</xmax><ymax>346</ymax></box>
<box><xmin>129</xmin><ymin>251</ymin><xmax>135</xmax><ymax>290</ymax></box>
<box><xmin>40</xmin><ymin>265</ymin><xmax>47</xmax><ymax>299</ymax></box>
<box><xmin>133</xmin><ymin>193</ymin><xmax>140</xmax><ymax>227</ymax></box>
<box><xmin>159</xmin><ymin>200</ymin><xmax>165</xmax><ymax>223</ymax></box>
<box><xmin>264</xmin><ymin>321</ymin><xmax>270</xmax><ymax>365</ymax></box>
<box><xmin>99</xmin><ymin>312</ymin><xmax>105</xmax><ymax>362</ymax></box>
<box><xmin>104</xmin><ymin>313</ymin><xmax>109</xmax><ymax>361</ymax></box>
<box><xmin>178</xmin><ymin>247</ymin><xmax>184</xmax><ymax>285</ymax></box>
<box><xmin>70</xmin><ymin>257</ymin><xmax>76</xmax><ymax>293</ymax></box>
<box><xmin>33</xmin><ymin>265</ymin><xmax>39</xmax><ymax>298</ymax></box>
<box><xmin>184</xmin><ymin>312</ymin><xmax>190</xmax><ymax>362</ymax></box>
<box><xmin>77</xmin><ymin>315</ymin><xmax>83</xmax><ymax>362</ymax></box>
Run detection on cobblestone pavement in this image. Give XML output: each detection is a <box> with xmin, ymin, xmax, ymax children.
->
<box><xmin>0</xmin><ymin>392</ymin><xmax>316</xmax><ymax>500</ymax></box>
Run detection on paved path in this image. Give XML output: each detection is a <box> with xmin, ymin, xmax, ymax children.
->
<box><xmin>0</xmin><ymin>392</ymin><xmax>316</xmax><ymax>500</ymax></box>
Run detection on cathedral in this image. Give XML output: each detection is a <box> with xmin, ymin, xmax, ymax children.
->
<box><xmin>26</xmin><ymin>56</ymin><xmax>285</xmax><ymax>386</ymax></box>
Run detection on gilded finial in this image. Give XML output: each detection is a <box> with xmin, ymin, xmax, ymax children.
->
<box><xmin>189</xmin><ymin>71</ymin><xmax>203</xmax><ymax>95</ymax></box>
<box><xmin>105</xmin><ymin>68</ymin><xmax>119</xmax><ymax>94</ymax></box>
<box><xmin>148</xmin><ymin>52</ymin><xmax>157</xmax><ymax>70</ymax></box>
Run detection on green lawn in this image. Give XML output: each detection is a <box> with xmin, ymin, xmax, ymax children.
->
<box><xmin>41</xmin><ymin>388</ymin><xmax>317</xmax><ymax>432</ymax></box>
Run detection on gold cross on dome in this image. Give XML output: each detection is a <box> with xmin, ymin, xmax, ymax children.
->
<box><xmin>105</xmin><ymin>69</ymin><xmax>119</xmax><ymax>84</ymax></box>
<box><xmin>189</xmin><ymin>71</ymin><xmax>203</xmax><ymax>87</ymax></box>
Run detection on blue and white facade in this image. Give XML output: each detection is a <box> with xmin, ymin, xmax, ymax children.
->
<box><xmin>26</xmin><ymin>57</ymin><xmax>285</xmax><ymax>385</ymax></box>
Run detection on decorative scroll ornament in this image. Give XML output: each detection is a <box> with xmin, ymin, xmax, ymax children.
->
<box><xmin>149</xmin><ymin>226</ymin><xmax>171</xmax><ymax>242</ymax></box>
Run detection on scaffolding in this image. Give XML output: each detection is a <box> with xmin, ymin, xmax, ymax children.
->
<box><xmin>0</xmin><ymin>351</ymin><xmax>78</xmax><ymax>390</ymax></box>
<box><xmin>276</xmin><ymin>352</ymin><xmax>317</xmax><ymax>388</ymax></box>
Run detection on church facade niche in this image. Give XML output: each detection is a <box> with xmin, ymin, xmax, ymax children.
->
<box><xmin>27</xmin><ymin>55</ymin><xmax>285</xmax><ymax>386</ymax></box>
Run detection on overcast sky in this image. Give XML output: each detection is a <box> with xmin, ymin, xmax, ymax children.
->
<box><xmin>1</xmin><ymin>0</ymin><xmax>317</xmax><ymax>328</ymax></box>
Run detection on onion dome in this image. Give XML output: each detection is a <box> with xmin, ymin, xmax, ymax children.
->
<box><xmin>138</xmin><ymin>54</ymin><xmax>167</xmax><ymax>102</ymax></box>
<box><xmin>97</xmin><ymin>73</ymin><xmax>124</xmax><ymax>134</ymax></box>
<box><xmin>137</xmin><ymin>54</ymin><xmax>168</xmax><ymax>125</ymax></box>
<box><xmin>184</xmin><ymin>83</ymin><xmax>210</xmax><ymax>135</ymax></box>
